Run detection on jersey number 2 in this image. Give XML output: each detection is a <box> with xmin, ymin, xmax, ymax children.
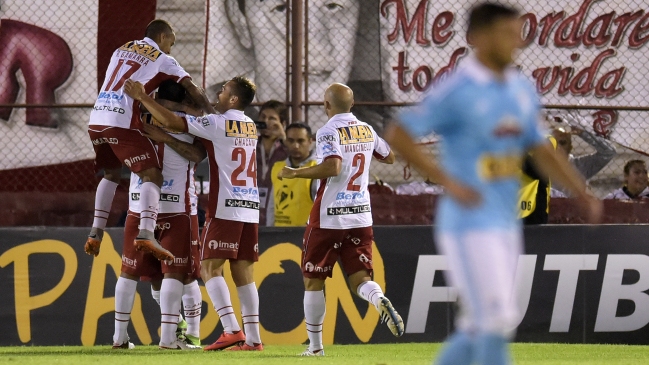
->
<box><xmin>346</xmin><ymin>153</ymin><xmax>365</xmax><ymax>191</ymax></box>
<box><xmin>231</xmin><ymin>147</ymin><xmax>257</xmax><ymax>187</ymax></box>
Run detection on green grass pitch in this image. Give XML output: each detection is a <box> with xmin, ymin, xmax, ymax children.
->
<box><xmin>0</xmin><ymin>343</ymin><xmax>648</xmax><ymax>364</ymax></box>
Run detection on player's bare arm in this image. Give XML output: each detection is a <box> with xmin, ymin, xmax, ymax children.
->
<box><xmin>180</xmin><ymin>78</ymin><xmax>217</xmax><ymax>115</ymax></box>
<box><xmin>142</xmin><ymin>124</ymin><xmax>207</xmax><ymax>163</ymax></box>
<box><xmin>528</xmin><ymin>142</ymin><xmax>603</xmax><ymax>223</ymax></box>
<box><xmin>155</xmin><ymin>99</ymin><xmax>203</xmax><ymax>117</ymax></box>
<box><xmin>376</xmin><ymin>150</ymin><xmax>396</xmax><ymax>164</ymax></box>
<box><xmin>123</xmin><ymin>79</ymin><xmax>185</xmax><ymax>132</ymax></box>
<box><xmin>278</xmin><ymin>157</ymin><xmax>341</xmax><ymax>180</ymax></box>
<box><xmin>385</xmin><ymin>123</ymin><xmax>480</xmax><ymax>207</ymax></box>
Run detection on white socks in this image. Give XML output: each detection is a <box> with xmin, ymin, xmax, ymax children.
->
<box><xmin>114</xmin><ymin>277</ymin><xmax>137</xmax><ymax>345</ymax></box>
<box><xmin>205</xmin><ymin>276</ymin><xmax>241</xmax><ymax>333</ymax></box>
<box><xmin>304</xmin><ymin>290</ymin><xmax>326</xmax><ymax>352</ymax></box>
<box><xmin>159</xmin><ymin>278</ymin><xmax>183</xmax><ymax>345</ymax></box>
<box><xmin>237</xmin><ymin>282</ymin><xmax>261</xmax><ymax>345</ymax></box>
<box><xmin>357</xmin><ymin>281</ymin><xmax>385</xmax><ymax>310</ymax></box>
<box><xmin>138</xmin><ymin>182</ymin><xmax>160</xmax><ymax>233</ymax></box>
<box><xmin>183</xmin><ymin>281</ymin><xmax>202</xmax><ymax>338</ymax></box>
<box><xmin>93</xmin><ymin>178</ymin><xmax>118</xmax><ymax>230</ymax></box>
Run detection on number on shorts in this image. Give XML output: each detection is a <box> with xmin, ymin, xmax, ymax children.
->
<box><xmin>231</xmin><ymin>147</ymin><xmax>258</xmax><ymax>187</ymax></box>
<box><xmin>346</xmin><ymin>153</ymin><xmax>365</xmax><ymax>192</ymax></box>
<box><xmin>104</xmin><ymin>59</ymin><xmax>142</xmax><ymax>92</ymax></box>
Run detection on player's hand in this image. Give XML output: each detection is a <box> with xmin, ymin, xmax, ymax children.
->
<box><xmin>142</xmin><ymin>123</ymin><xmax>172</xmax><ymax>143</ymax></box>
<box><xmin>445</xmin><ymin>182</ymin><xmax>481</xmax><ymax>207</ymax></box>
<box><xmin>123</xmin><ymin>79</ymin><xmax>146</xmax><ymax>101</ymax></box>
<box><xmin>579</xmin><ymin>195</ymin><xmax>603</xmax><ymax>224</ymax></box>
<box><xmin>277</xmin><ymin>166</ymin><xmax>298</xmax><ymax>180</ymax></box>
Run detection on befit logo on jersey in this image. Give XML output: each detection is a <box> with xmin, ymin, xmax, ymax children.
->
<box><xmin>97</xmin><ymin>91</ymin><xmax>124</xmax><ymax>101</ymax></box>
<box><xmin>336</xmin><ymin>125</ymin><xmax>374</xmax><ymax>145</ymax></box>
<box><xmin>304</xmin><ymin>262</ymin><xmax>333</xmax><ymax>273</ymax></box>
<box><xmin>233</xmin><ymin>187</ymin><xmax>258</xmax><ymax>196</ymax></box>
<box><xmin>208</xmin><ymin>240</ymin><xmax>239</xmax><ymax>250</ymax></box>
<box><xmin>225</xmin><ymin>120</ymin><xmax>257</xmax><ymax>139</ymax></box>
<box><xmin>336</xmin><ymin>191</ymin><xmax>365</xmax><ymax>201</ymax></box>
<box><xmin>123</xmin><ymin>152</ymin><xmax>150</xmax><ymax>168</ymax></box>
<box><xmin>136</xmin><ymin>178</ymin><xmax>174</xmax><ymax>190</ymax></box>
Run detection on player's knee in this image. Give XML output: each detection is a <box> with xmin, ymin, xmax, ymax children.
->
<box><xmin>303</xmin><ymin>277</ymin><xmax>325</xmax><ymax>291</ymax></box>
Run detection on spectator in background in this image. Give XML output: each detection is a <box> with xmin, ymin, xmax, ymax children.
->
<box><xmin>551</xmin><ymin>119</ymin><xmax>616</xmax><ymax>197</ymax></box>
<box><xmin>519</xmin><ymin>136</ymin><xmax>558</xmax><ymax>225</ymax></box>
<box><xmin>269</xmin><ymin>123</ymin><xmax>317</xmax><ymax>226</ymax></box>
<box><xmin>256</xmin><ymin>100</ymin><xmax>289</xmax><ymax>225</ymax></box>
<box><xmin>604</xmin><ymin>159</ymin><xmax>649</xmax><ymax>201</ymax></box>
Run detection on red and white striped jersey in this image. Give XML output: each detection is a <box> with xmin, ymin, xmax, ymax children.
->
<box><xmin>89</xmin><ymin>37</ymin><xmax>190</xmax><ymax>129</ymax></box>
<box><xmin>182</xmin><ymin>109</ymin><xmax>259</xmax><ymax>223</ymax></box>
<box><xmin>128</xmin><ymin>131</ymin><xmax>195</xmax><ymax>214</ymax></box>
<box><xmin>309</xmin><ymin>113</ymin><xmax>391</xmax><ymax>229</ymax></box>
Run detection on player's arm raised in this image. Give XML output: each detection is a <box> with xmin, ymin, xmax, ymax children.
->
<box><xmin>375</xmin><ymin>150</ymin><xmax>395</xmax><ymax>164</ymax></box>
<box><xmin>124</xmin><ymin>79</ymin><xmax>185</xmax><ymax>132</ymax></box>
<box><xmin>180</xmin><ymin>78</ymin><xmax>217</xmax><ymax>115</ymax></box>
<box><xmin>528</xmin><ymin>142</ymin><xmax>603</xmax><ymax>223</ymax></box>
<box><xmin>141</xmin><ymin>123</ymin><xmax>207</xmax><ymax>163</ymax></box>
<box><xmin>278</xmin><ymin>157</ymin><xmax>341</xmax><ymax>180</ymax></box>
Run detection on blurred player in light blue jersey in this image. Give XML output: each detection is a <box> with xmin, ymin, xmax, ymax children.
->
<box><xmin>386</xmin><ymin>3</ymin><xmax>602</xmax><ymax>365</ymax></box>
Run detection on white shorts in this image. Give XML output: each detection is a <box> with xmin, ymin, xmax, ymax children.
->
<box><xmin>436</xmin><ymin>228</ymin><xmax>522</xmax><ymax>337</ymax></box>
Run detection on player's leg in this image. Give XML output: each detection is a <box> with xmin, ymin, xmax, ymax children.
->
<box><xmin>227</xmin><ymin>222</ymin><xmax>262</xmax><ymax>351</ymax></box>
<box><xmin>342</xmin><ymin>227</ymin><xmax>404</xmax><ymax>337</ymax></box>
<box><xmin>201</xmin><ymin>218</ymin><xmax>244</xmax><ymax>351</ymax></box>
<box><xmin>85</xmin><ymin>127</ymin><xmax>122</xmax><ymax>256</ymax></box>
<box><xmin>299</xmin><ymin>225</ymin><xmax>342</xmax><ymax>357</ymax></box>
<box><xmin>150</xmin><ymin>280</ymin><xmax>188</xmax><ymax>341</ymax></box>
<box><xmin>156</xmin><ymin>214</ymin><xmax>200</xmax><ymax>350</ymax></box>
<box><xmin>433</xmin><ymin>231</ymin><xmax>475</xmax><ymax>365</ymax></box>
<box><xmin>466</xmin><ymin>230</ymin><xmax>521</xmax><ymax>365</ymax></box>
<box><xmin>133</xmin><ymin>166</ymin><xmax>174</xmax><ymax>261</ymax></box>
<box><xmin>181</xmin><ymin>214</ymin><xmax>203</xmax><ymax>345</ymax></box>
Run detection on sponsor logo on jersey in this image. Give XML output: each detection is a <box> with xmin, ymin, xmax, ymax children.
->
<box><xmin>91</xmin><ymin>137</ymin><xmax>118</xmax><ymax>145</ymax></box>
<box><xmin>123</xmin><ymin>152</ymin><xmax>150</xmax><ymax>168</ymax></box>
<box><xmin>171</xmin><ymin>256</ymin><xmax>189</xmax><ymax>265</ymax></box>
<box><xmin>225</xmin><ymin>199</ymin><xmax>260</xmax><ymax>210</ymax></box>
<box><xmin>93</xmin><ymin>105</ymin><xmax>125</xmax><ymax>114</ymax></box>
<box><xmin>136</xmin><ymin>178</ymin><xmax>174</xmax><ymax>190</ymax></box>
<box><xmin>208</xmin><ymin>240</ymin><xmax>239</xmax><ymax>250</ymax></box>
<box><xmin>304</xmin><ymin>261</ymin><xmax>333</xmax><ymax>273</ymax></box>
<box><xmin>233</xmin><ymin>187</ymin><xmax>259</xmax><ymax>196</ymax></box>
<box><xmin>225</xmin><ymin>120</ymin><xmax>258</xmax><ymax>139</ymax></box>
<box><xmin>155</xmin><ymin>222</ymin><xmax>171</xmax><ymax>231</ymax></box>
<box><xmin>131</xmin><ymin>193</ymin><xmax>179</xmax><ymax>202</ymax></box>
<box><xmin>121</xmin><ymin>255</ymin><xmax>137</xmax><ymax>268</ymax></box>
<box><xmin>97</xmin><ymin>91</ymin><xmax>124</xmax><ymax>101</ymax></box>
<box><xmin>477</xmin><ymin>153</ymin><xmax>522</xmax><ymax>181</ymax></box>
<box><xmin>317</xmin><ymin>134</ymin><xmax>336</xmax><ymax>143</ymax></box>
<box><xmin>118</xmin><ymin>41</ymin><xmax>162</xmax><ymax>61</ymax></box>
<box><xmin>327</xmin><ymin>204</ymin><xmax>371</xmax><ymax>215</ymax></box>
<box><xmin>359</xmin><ymin>254</ymin><xmax>372</xmax><ymax>264</ymax></box>
<box><xmin>336</xmin><ymin>192</ymin><xmax>365</xmax><ymax>200</ymax></box>
<box><xmin>337</xmin><ymin>125</ymin><xmax>374</xmax><ymax>145</ymax></box>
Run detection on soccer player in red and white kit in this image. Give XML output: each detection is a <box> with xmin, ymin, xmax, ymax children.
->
<box><xmin>124</xmin><ymin>76</ymin><xmax>264</xmax><ymax>351</ymax></box>
<box><xmin>113</xmin><ymin>81</ymin><xmax>205</xmax><ymax>350</ymax></box>
<box><xmin>277</xmin><ymin>83</ymin><xmax>404</xmax><ymax>356</ymax></box>
<box><xmin>86</xmin><ymin>19</ymin><xmax>215</xmax><ymax>262</ymax></box>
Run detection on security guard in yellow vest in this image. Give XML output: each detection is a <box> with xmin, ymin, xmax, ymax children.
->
<box><xmin>270</xmin><ymin>123</ymin><xmax>317</xmax><ymax>226</ymax></box>
<box><xmin>518</xmin><ymin>135</ymin><xmax>557</xmax><ymax>224</ymax></box>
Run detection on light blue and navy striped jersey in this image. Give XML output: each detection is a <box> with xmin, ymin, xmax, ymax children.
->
<box><xmin>399</xmin><ymin>56</ymin><xmax>546</xmax><ymax>233</ymax></box>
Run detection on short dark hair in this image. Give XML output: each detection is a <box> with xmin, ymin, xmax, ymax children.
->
<box><xmin>624</xmin><ymin>159</ymin><xmax>646</xmax><ymax>175</ymax></box>
<box><xmin>145</xmin><ymin>19</ymin><xmax>173</xmax><ymax>39</ymax></box>
<box><xmin>286</xmin><ymin>122</ymin><xmax>313</xmax><ymax>138</ymax></box>
<box><xmin>157</xmin><ymin>80</ymin><xmax>186</xmax><ymax>103</ymax></box>
<box><xmin>230</xmin><ymin>76</ymin><xmax>256</xmax><ymax>109</ymax></box>
<box><xmin>467</xmin><ymin>3</ymin><xmax>519</xmax><ymax>36</ymax></box>
<box><xmin>259</xmin><ymin>100</ymin><xmax>289</xmax><ymax>124</ymax></box>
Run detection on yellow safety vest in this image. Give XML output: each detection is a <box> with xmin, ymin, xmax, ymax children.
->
<box><xmin>270</xmin><ymin>159</ymin><xmax>318</xmax><ymax>226</ymax></box>
<box><xmin>518</xmin><ymin>136</ymin><xmax>557</xmax><ymax>219</ymax></box>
